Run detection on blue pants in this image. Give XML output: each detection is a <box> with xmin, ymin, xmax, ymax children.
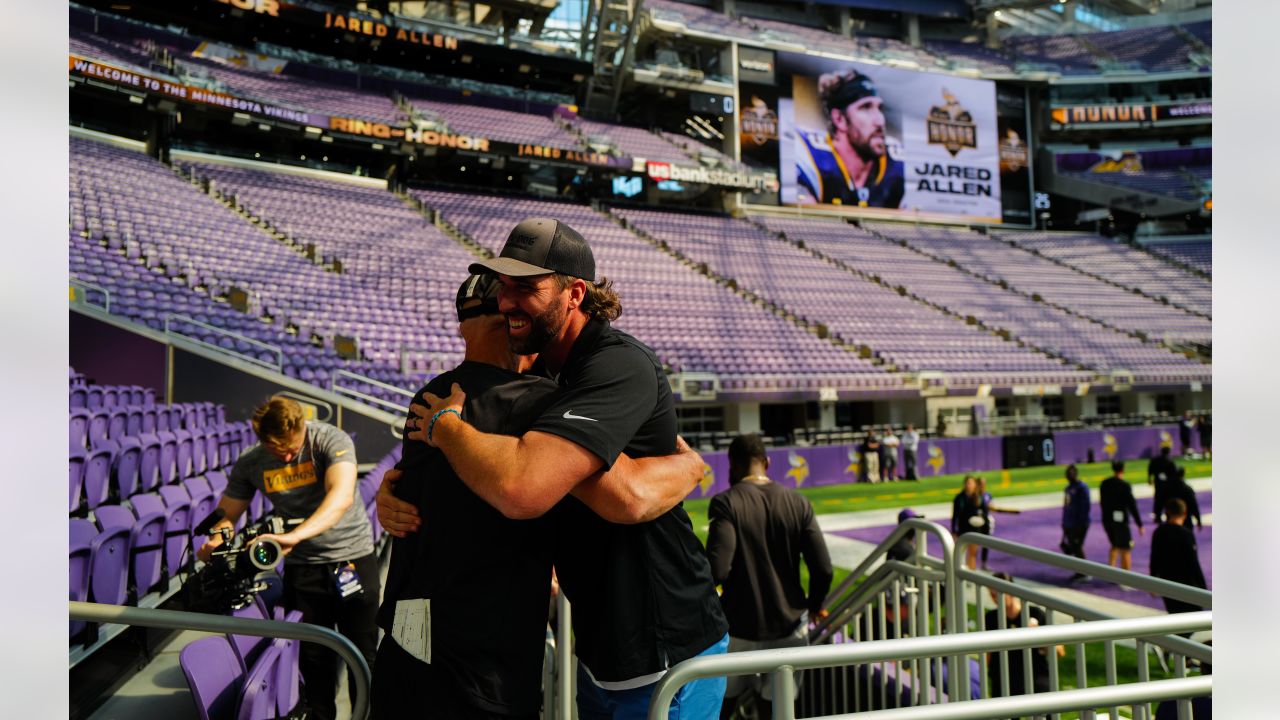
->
<box><xmin>577</xmin><ymin>634</ymin><xmax>730</xmax><ymax>720</ymax></box>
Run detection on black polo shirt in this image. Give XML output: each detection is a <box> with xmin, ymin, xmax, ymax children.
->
<box><xmin>378</xmin><ymin>361</ymin><xmax>558</xmax><ymax>715</ymax></box>
<box><xmin>532</xmin><ymin>318</ymin><xmax>728</xmax><ymax>686</ymax></box>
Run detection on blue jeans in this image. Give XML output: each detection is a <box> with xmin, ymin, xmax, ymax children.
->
<box><xmin>577</xmin><ymin>634</ymin><xmax>730</xmax><ymax>720</ymax></box>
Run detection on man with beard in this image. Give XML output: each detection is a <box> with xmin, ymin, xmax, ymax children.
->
<box><xmin>795</xmin><ymin>68</ymin><xmax>905</xmax><ymax>208</ymax></box>
<box><xmin>407</xmin><ymin>218</ymin><xmax>729</xmax><ymax>718</ymax></box>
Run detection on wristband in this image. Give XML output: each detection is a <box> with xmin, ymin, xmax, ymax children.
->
<box><xmin>428</xmin><ymin>408</ymin><xmax>461</xmax><ymax>444</ymax></box>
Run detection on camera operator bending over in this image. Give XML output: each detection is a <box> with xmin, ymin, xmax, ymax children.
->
<box><xmin>198</xmin><ymin>396</ymin><xmax>377</xmax><ymax>720</ymax></box>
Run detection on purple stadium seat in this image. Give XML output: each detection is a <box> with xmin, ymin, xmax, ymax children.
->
<box><xmin>157</xmin><ymin>406</ymin><xmax>171</xmax><ymax>433</ymax></box>
<box><xmin>88</xmin><ymin>515</ymin><xmax>131</xmax><ymax>606</ymax></box>
<box><xmin>87</xmin><ymin>386</ymin><xmax>104</xmax><ymax>411</ymax></box>
<box><xmin>180</xmin><ymin>635</ymin><xmax>244</xmax><ymax>720</ymax></box>
<box><xmin>157</xmin><ymin>431</ymin><xmax>178</xmax><ymax>486</ymax></box>
<box><xmin>204</xmin><ymin>431</ymin><xmax>221</xmax><ymax>472</ymax></box>
<box><xmin>128</xmin><ymin>493</ymin><xmax>171</xmax><ymax>586</ymax></box>
<box><xmin>158</xmin><ymin>484</ymin><xmax>193</xmax><ymax>573</ymax></box>
<box><xmin>113</xmin><ymin>438</ymin><xmax>143</xmax><ymax>499</ymax></box>
<box><xmin>70</xmin><ymin>519</ymin><xmax>96</xmax><ymax>638</ymax></box>
<box><xmin>88</xmin><ymin>410</ymin><xmax>111</xmax><ymax>449</ymax></box>
<box><xmin>228</xmin><ymin>602</ymin><xmax>269</xmax><ymax>673</ymax></box>
<box><xmin>190</xmin><ymin>428</ymin><xmax>207</xmax><ymax>476</ymax></box>
<box><xmin>176</xmin><ymin>429</ymin><xmax>195</xmax><ymax>480</ymax></box>
<box><xmin>237</xmin><ymin>642</ymin><xmax>285</xmax><ymax>720</ymax></box>
<box><xmin>84</xmin><ymin>444</ymin><xmax>115</xmax><ymax>510</ymax></box>
<box><xmin>184</xmin><ymin>476</ymin><xmax>217</xmax><ymax>545</ymax></box>
<box><xmin>70</xmin><ymin>449</ymin><xmax>86</xmax><ymax>513</ymax></box>
<box><xmin>108</xmin><ymin>409</ymin><xmax>128</xmax><ymax>441</ymax></box>
<box><xmin>70</xmin><ymin>409</ymin><xmax>90</xmax><ymax>451</ymax></box>
<box><xmin>103</xmin><ymin>387</ymin><xmax>120</xmax><ymax>409</ymax></box>
<box><xmin>138</xmin><ymin>434</ymin><xmax>162</xmax><ymax>493</ymax></box>
<box><xmin>366</xmin><ymin>502</ymin><xmax>382</xmax><ymax>545</ymax></box>
<box><xmin>271</xmin><ymin>608</ymin><xmax>303</xmax><ymax>717</ymax></box>
<box><xmin>206</xmin><ymin>470</ymin><xmax>229</xmax><ymax>499</ymax></box>
<box><xmin>70</xmin><ymin>385</ymin><xmax>88</xmax><ymax>409</ymax></box>
<box><xmin>141</xmin><ymin>408</ymin><xmax>158</xmax><ymax>434</ymax></box>
<box><xmin>126</xmin><ymin>407</ymin><xmax>144</xmax><ymax>437</ymax></box>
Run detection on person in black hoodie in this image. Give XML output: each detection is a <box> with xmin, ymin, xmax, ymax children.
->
<box><xmin>1150</xmin><ymin>498</ymin><xmax>1207</xmax><ymax>615</ymax></box>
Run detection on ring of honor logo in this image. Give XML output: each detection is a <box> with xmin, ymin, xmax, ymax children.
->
<box><xmin>999</xmin><ymin>128</ymin><xmax>1028</xmax><ymax>173</ymax></box>
<box><xmin>741</xmin><ymin>96</ymin><xmax>778</xmax><ymax>146</ymax></box>
<box><xmin>927</xmin><ymin>89</ymin><xmax>977</xmax><ymax>157</ymax></box>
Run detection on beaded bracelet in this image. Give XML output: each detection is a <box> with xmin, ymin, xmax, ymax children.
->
<box><xmin>427</xmin><ymin>407</ymin><xmax>461</xmax><ymax>444</ymax></box>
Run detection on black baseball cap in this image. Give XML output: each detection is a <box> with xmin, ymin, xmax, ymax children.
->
<box><xmin>468</xmin><ymin>217</ymin><xmax>596</xmax><ymax>281</ymax></box>
<box><xmin>455</xmin><ymin>273</ymin><xmax>501</xmax><ymax>321</ymax></box>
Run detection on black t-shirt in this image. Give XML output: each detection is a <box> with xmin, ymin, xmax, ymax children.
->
<box><xmin>533</xmin><ymin>319</ymin><xmax>729</xmax><ymax>684</ymax></box>
<box><xmin>1099</xmin><ymin>476</ymin><xmax>1142</xmax><ymax>528</ymax></box>
<box><xmin>952</xmin><ymin>491</ymin><xmax>987</xmax><ymax>534</ymax></box>
<box><xmin>1151</xmin><ymin>522</ymin><xmax>1206</xmax><ymax>589</ymax></box>
<box><xmin>378</xmin><ymin>361</ymin><xmax>559</xmax><ymax>715</ymax></box>
<box><xmin>983</xmin><ymin>605</ymin><xmax>1051</xmax><ymax>696</ymax></box>
<box><xmin>1147</xmin><ymin>455</ymin><xmax>1177</xmax><ymax>489</ymax></box>
<box><xmin>706</xmin><ymin>481</ymin><xmax>833</xmax><ymax>641</ymax></box>
<box><xmin>1167</xmin><ymin>482</ymin><xmax>1203</xmax><ymax>529</ymax></box>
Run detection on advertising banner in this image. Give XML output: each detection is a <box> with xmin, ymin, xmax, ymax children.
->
<box><xmin>70</xmin><ymin>55</ymin><xmax>328</xmax><ymax>126</ymax></box>
<box><xmin>1048</xmin><ymin>101</ymin><xmax>1212</xmax><ymax>128</ymax></box>
<box><xmin>760</xmin><ymin>52</ymin><xmax>1002</xmax><ymax>222</ymax></box>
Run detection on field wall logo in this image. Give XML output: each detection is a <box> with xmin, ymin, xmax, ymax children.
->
<box><xmin>699</xmin><ymin>463</ymin><xmax>715</xmax><ymax>496</ymax></box>
<box><xmin>1102</xmin><ymin>433</ymin><xmax>1118</xmax><ymax>459</ymax></box>
<box><xmin>741</xmin><ymin>96</ymin><xmax>778</xmax><ymax>146</ymax></box>
<box><xmin>845</xmin><ymin>447</ymin><xmax>860</xmax><ymax>478</ymax></box>
<box><xmin>786</xmin><ymin>451</ymin><xmax>810</xmax><ymax>487</ymax></box>
<box><xmin>927</xmin><ymin>89</ymin><xmax>977</xmax><ymax>157</ymax></box>
<box><xmin>926</xmin><ymin>444</ymin><xmax>946</xmax><ymax>475</ymax></box>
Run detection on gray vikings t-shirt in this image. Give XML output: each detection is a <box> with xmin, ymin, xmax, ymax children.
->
<box><xmin>225</xmin><ymin>421</ymin><xmax>373</xmax><ymax>564</ymax></box>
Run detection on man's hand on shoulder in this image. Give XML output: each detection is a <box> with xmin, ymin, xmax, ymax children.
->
<box><xmin>407</xmin><ymin>383</ymin><xmax>467</xmax><ymax>447</ymax></box>
<box><xmin>376</xmin><ymin>468</ymin><xmax>421</xmax><ymax>537</ymax></box>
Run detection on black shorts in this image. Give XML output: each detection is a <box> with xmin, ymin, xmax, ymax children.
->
<box><xmin>1103</xmin><ymin>521</ymin><xmax>1132</xmax><ymax>549</ymax></box>
<box><xmin>371</xmin><ymin>636</ymin><xmax>539</xmax><ymax>720</ymax></box>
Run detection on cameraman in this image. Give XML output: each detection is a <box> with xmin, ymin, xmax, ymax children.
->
<box><xmin>197</xmin><ymin>396</ymin><xmax>377</xmax><ymax>720</ymax></box>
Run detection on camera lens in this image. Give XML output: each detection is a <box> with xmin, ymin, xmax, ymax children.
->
<box><xmin>250</xmin><ymin>539</ymin><xmax>282</xmax><ymax>571</ymax></box>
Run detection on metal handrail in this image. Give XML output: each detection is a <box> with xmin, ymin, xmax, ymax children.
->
<box><xmin>70</xmin><ymin>601</ymin><xmax>371</xmax><ymax>720</ymax></box>
<box><xmin>828</xmin><ymin>676</ymin><xmax>1211</xmax><ymax>720</ymax></box>
<box><xmin>70</xmin><ymin>277</ymin><xmax>111</xmax><ymax>313</ymax></box>
<box><xmin>646</xmin><ymin>612</ymin><xmax>1211</xmax><ymax>720</ymax></box>
<box><xmin>329</xmin><ymin>369</ymin><xmax>414</xmax><ymax>415</ymax></box>
<box><xmin>958</xmin><ymin>568</ymin><xmax>1212</xmax><ymax>663</ymax></box>
<box><xmin>953</xmin><ymin>533</ymin><xmax>1213</xmax><ymax>608</ymax></box>
<box><xmin>812</xmin><ymin>519</ymin><xmax>962</xmax><ymax>709</ymax></box>
<box><xmin>163</xmin><ymin>313</ymin><xmax>284</xmax><ymax>372</ymax></box>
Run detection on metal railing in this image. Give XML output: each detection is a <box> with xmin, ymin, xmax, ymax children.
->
<box><xmin>70</xmin><ymin>601</ymin><xmax>372</xmax><ymax>720</ymax></box>
<box><xmin>329</xmin><ymin>369</ymin><xmax>415</xmax><ymax>415</ymax></box>
<box><xmin>637</xmin><ymin>519</ymin><xmax>1211</xmax><ymax>720</ymax></box>
<box><xmin>647</xmin><ymin>612</ymin><xmax>1211</xmax><ymax>720</ymax></box>
<box><xmin>70</xmin><ymin>277</ymin><xmax>111</xmax><ymax>313</ymax></box>
<box><xmin>163</xmin><ymin>313</ymin><xmax>284</xmax><ymax>373</ymax></box>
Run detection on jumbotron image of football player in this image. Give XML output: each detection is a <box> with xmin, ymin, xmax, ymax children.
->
<box><xmin>795</xmin><ymin>68</ymin><xmax>905</xmax><ymax>208</ymax></box>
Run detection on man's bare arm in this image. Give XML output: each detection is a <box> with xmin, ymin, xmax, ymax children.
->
<box><xmin>376</xmin><ymin>468</ymin><xmax>420</xmax><ymax>537</ymax></box>
<box><xmin>569</xmin><ymin>437</ymin><xmax>704</xmax><ymax>524</ymax></box>
<box><xmin>196</xmin><ymin>496</ymin><xmax>251</xmax><ymax>562</ymax></box>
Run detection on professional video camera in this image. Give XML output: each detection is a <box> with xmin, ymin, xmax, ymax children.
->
<box><xmin>184</xmin><ymin>509</ymin><xmax>301</xmax><ymax>614</ymax></box>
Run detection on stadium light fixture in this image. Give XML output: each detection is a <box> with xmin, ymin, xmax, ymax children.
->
<box><xmin>128</xmin><ymin>94</ymin><xmax>144</xmax><ymax>105</ymax></box>
<box><xmin>257</xmin><ymin>123</ymin><xmax>271</xmax><ymax>131</ymax></box>
<box><xmin>304</xmin><ymin>126</ymin><xmax>322</xmax><ymax>135</ymax></box>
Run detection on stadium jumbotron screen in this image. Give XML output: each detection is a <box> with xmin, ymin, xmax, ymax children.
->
<box><xmin>740</xmin><ymin>51</ymin><xmax>1030</xmax><ymax>224</ymax></box>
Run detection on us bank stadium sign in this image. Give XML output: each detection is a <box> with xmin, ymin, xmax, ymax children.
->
<box><xmin>645</xmin><ymin>161</ymin><xmax>777</xmax><ymax>192</ymax></box>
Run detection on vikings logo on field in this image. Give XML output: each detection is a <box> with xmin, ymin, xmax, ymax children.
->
<box><xmin>1103</xmin><ymin>433</ymin><xmax>1118</xmax><ymax>459</ymax></box>
<box><xmin>1159</xmin><ymin>431</ymin><xmax>1174</xmax><ymax>449</ymax></box>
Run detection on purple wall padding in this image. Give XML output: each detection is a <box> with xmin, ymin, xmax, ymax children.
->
<box><xmin>1052</xmin><ymin>424</ymin><xmax>1199</xmax><ymax>464</ymax></box>
<box><xmin>70</xmin><ymin>311</ymin><xmax>167</xmax><ymax>401</ymax></box>
<box><xmin>690</xmin><ymin>436</ymin><xmax>1003</xmax><ymax>500</ymax></box>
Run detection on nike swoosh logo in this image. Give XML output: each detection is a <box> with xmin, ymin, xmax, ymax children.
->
<box><xmin>334</xmin><ymin>450</ymin><xmax>349</xmax><ymax>457</ymax></box>
<box><xmin>562</xmin><ymin>410</ymin><xmax>597</xmax><ymax>422</ymax></box>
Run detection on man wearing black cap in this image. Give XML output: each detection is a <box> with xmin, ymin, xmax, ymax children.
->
<box><xmin>372</xmin><ymin>274</ymin><xmax>560</xmax><ymax>719</ymax></box>
<box><xmin>707</xmin><ymin>433</ymin><xmax>832</xmax><ymax>719</ymax></box>
<box><xmin>408</xmin><ymin>218</ymin><xmax>729</xmax><ymax>718</ymax></box>
<box><xmin>795</xmin><ymin>68</ymin><xmax>905</xmax><ymax>208</ymax></box>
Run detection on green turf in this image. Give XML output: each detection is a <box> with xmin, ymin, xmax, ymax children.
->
<box><xmin>684</xmin><ymin>457</ymin><xmax>1212</xmax><ymax>546</ymax></box>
